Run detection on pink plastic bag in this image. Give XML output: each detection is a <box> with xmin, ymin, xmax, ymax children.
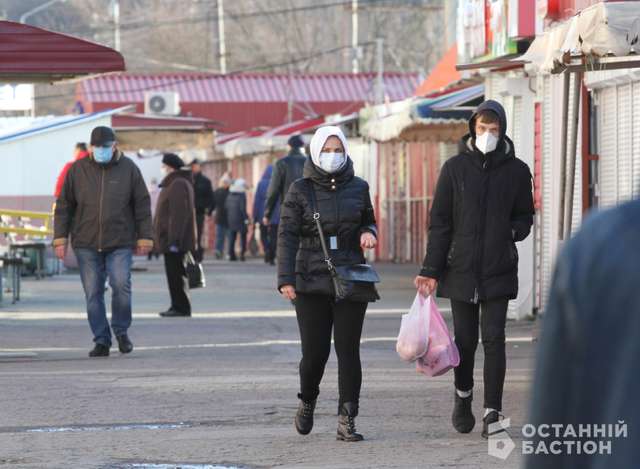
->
<box><xmin>416</xmin><ymin>295</ymin><xmax>460</xmax><ymax>377</ymax></box>
<box><xmin>396</xmin><ymin>293</ymin><xmax>430</xmax><ymax>362</ymax></box>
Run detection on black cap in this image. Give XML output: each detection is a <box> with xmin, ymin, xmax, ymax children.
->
<box><xmin>90</xmin><ymin>126</ymin><xmax>116</xmax><ymax>146</ymax></box>
<box><xmin>288</xmin><ymin>134</ymin><xmax>304</xmax><ymax>149</ymax></box>
<box><xmin>162</xmin><ymin>153</ymin><xmax>185</xmax><ymax>170</ymax></box>
<box><xmin>189</xmin><ymin>158</ymin><xmax>201</xmax><ymax>166</ymax></box>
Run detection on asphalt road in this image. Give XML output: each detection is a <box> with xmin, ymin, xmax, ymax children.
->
<box><xmin>0</xmin><ymin>259</ymin><xmax>537</xmax><ymax>469</ymax></box>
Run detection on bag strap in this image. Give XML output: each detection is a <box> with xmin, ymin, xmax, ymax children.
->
<box><xmin>306</xmin><ymin>180</ymin><xmax>336</xmax><ymax>274</ymax></box>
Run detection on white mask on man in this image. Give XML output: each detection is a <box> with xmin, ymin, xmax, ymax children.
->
<box><xmin>475</xmin><ymin>132</ymin><xmax>499</xmax><ymax>154</ymax></box>
<box><xmin>318</xmin><ymin>152</ymin><xmax>346</xmax><ymax>173</ymax></box>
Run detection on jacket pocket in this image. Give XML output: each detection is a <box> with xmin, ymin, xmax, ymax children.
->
<box><xmin>447</xmin><ymin>236</ymin><xmax>474</xmax><ymax>273</ymax></box>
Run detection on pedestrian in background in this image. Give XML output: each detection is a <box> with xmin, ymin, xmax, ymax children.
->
<box><xmin>525</xmin><ymin>199</ymin><xmax>639</xmax><ymax>469</ymax></box>
<box><xmin>253</xmin><ymin>165</ymin><xmax>280</xmax><ymax>265</ymax></box>
<box><xmin>147</xmin><ymin>177</ymin><xmax>161</xmax><ymax>261</ymax></box>
<box><xmin>155</xmin><ymin>153</ymin><xmax>197</xmax><ymax>318</ymax></box>
<box><xmin>225</xmin><ymin>178</ymin><xmax>249</xmax><ymax>262</ymax></box>
<box><xmin>212</xmin><ymin>174</ymin><xmax>231</xmax><ymax>260</ymax></box>
<box><xmin>277</xmin><ymin>126</ymin><xmax>378</xmax><ymax>442</ymax></box>
<box><xmin>54</xmin><ymin>126</ymin><xmax>153</xmax><ymax>357</ymax></box>
<box><xmin>263</xmin><ymin>134</ymin><xmax>306</xmax><ymax>226</ymax></box>
<box><xmin>190</xmin><ymin>159</ymin><xmax>214</xmax><ymax>262</ymax></box>
<box><xmin>415</xmin><ymin>100</ymin><xmax>534</xmax><ymax>438</ymax></box>
<box><xmin>54</xmin><ymin>142</ymin><xmax>89</xmax><ymax>199</ymax></box>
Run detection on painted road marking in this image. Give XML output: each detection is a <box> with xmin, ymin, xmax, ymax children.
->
<box><xmin>0</xmin><ymin>335</ymin><xmax>534</xmax><ymax>354</ymax></box>
<box><xmin>0</xmin><ymin>308</ymin><xmax>450</xmax><ymax>320</ymax></box>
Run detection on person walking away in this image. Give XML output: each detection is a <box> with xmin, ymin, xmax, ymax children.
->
<box><xmin>54</xmin><ymin>143</ymin><xmax>89</xmax><ymax>199</ymax></box>
<box><xmin>253</xmin><ymin>165</ymin><xmax>280</xmax><ymax>265</ymax></box>
<box><xmin>190</xmin><ymin>159</ymin><xmax>214</xmax><ymax>262</ymax></box>
<box><xmin>414</xmin><ymin>100</ymin><xmax>534</xmax><ymax>438</ymax></box>
<box><xmin>155</xmin><ymin>153</ymin><xmax>197</xmax><ymax>318</ymax></box>
<box><xmin>525</xmin><ymin>200</ymin><xmax>640</xmax><ymax>469</ymax></box>
<box><xmin>212</xmin><ymin>174</ymin><xmax>231</xmax><ymax>259</ymax></box>
<box><xmin>263</xmin><ymin>134</ymin><xmax>306</xmax><ymax>226</ymax></box>
<box><xmin>225</xmin><ymin>178</ymin><xmax>249</xmax><ymax>262</ymax></box>
<box><xmin>278</xmin><ymin>126</ymin><xmax>378</xmax><ymax>442</ymax></box>
<box><xmin>54</xmin><ymin>126</ymin><xmax>153</xmax><ymax>357</ymax></box>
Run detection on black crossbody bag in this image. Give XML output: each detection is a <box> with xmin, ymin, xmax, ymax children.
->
<box><xmin>307</xmin><ymin>180</ymin><xmax>380</xmax><ymax>302</ymax></box>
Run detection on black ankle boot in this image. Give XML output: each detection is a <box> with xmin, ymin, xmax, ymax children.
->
<box><xmin>294</xmin><ymin>396</ymin><xmax>316</xmax><ymax>435</ymax></box>
<box><xmin>337</xmin><ymin>402</ymin><xmax>364</xmax><ymax>442</ymax></box>
<box><xmin>452</xmin><ymin>391</ymin><xmax>475</xmax><ymax>433</ymax></box>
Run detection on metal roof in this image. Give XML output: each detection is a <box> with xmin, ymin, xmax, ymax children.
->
<box><xmin>112</xmin><ymin>113</ymin><xmax>222</xmax><ymax>131</ymax></box>
<box><xmin>79</xmin><ymin>72</ymin><xmax>420</xmax><ymax>104</ymax></box>
<box><xmin>0</xmin><ymin>21</ymin><xmax>125</xmax><ymax>83</ymax></box>
<box><xmin>0</xmin><ymin>107</ymin><xmax>129</xmax><ymax>143</ymax></box>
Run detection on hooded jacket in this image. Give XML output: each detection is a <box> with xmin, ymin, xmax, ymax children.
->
<box><xmin>253</xmin><ymin>165</ymin><xmax>280</xmax><ymax>224</ymax></box>
<box><xmin>225</xmin><ymin>180</ymin><xmax>249</xmax><ymax>233</ymax></box>
<box><xmin>420</xmin><ymin>100</ymin><xmax>534</xmax><ymax>302</ymax></box>
<box><xmin>54</xmin><ymin>151</ymin><xmax>153</xmax><ymax>252</ymax></box>
<box><xmin>277</xmin><ymin>126</ymin><xmax>378</xmax><ymax>302</ymax></box>
<box><xmin>153</xmin><ymin>170</ymin><xmax>197</xmax><ymax>253</ymax></box>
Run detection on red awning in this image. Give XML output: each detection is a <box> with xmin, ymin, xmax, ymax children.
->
<box><xmin>0</xmin><ymin>21</ymin><xmax>125</xmax><ymax>83</ymax></box>
<box><xmin>414</xmin><ymin>45</ymin><xmax>461</xmax><ymax>97</ymax></box>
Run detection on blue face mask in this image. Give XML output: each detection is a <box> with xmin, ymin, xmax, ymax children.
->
<box><xmin>93</xmin><ymin>144</ymin><xmax>114</xmax><ymax>164</ymax></box>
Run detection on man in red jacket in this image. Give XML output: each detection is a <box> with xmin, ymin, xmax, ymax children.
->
<box><xmin>54</xmin><ymin>143</ymin><xmax>89</xmax><ymax>198</ymax></box>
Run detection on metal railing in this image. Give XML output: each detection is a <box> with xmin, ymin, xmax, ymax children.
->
<box><xmin>0</xmin><ymin>209</ymin><xmax>54</xmax><ymax>237</ymax></box>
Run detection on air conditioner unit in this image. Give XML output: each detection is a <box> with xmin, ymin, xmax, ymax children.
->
<box><xmin>144</xmin><ymin>91</ymin><xmax>180</xmax><ymax>116</ymax></box>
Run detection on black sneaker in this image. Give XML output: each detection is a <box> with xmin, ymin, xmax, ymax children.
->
<box><xmin>482</xmin><ymin>410</ymin><xmax>505</xmax><ymax>439</ymax></box>
<box><xmin>452</xmin><ymin>391</ymin><xmax>475</xmax><ymax>433</ymax></box>
<box><xmin>89</xmin><ymin>343</ymin><xmax>110</xmax><ymax>357</ymax></box>
<box><xmin>116</xmin><ymin>334</ymin><xmax>133</xmax><ymax>354</ymax></box>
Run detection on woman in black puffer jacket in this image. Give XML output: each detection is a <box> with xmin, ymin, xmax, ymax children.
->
<box><xmin>277</xmin><ymin>126</ymin><xmax>378</xmax><ymax>442</ymax></box>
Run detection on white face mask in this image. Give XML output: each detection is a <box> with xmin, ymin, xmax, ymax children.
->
<box><xmin>475</xmin><ymin>131</ymin><xmax>499</xmax><ymax>154</ymax></box>
<box><xmin>160</xmin><ymin>166</ymin><xmax>169</xmax><ymax>177</ymax></box>
<box><xmin>318</xmin><ymin>152</ymin><xmax>346</xmax><ymax>173</ymax></box>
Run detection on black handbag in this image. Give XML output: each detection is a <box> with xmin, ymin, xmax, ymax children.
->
<box><xmin>185</xmin><ymin>252</ymin><xmax>205</xmax><ymax>289</ymax></box>
<box><xmin>307</xmin><ymin>181</ymin><xmax>380</xmax><ymax>302</ymax></box>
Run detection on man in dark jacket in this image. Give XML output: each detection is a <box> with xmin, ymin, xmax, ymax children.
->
<box><xmin>156</xmin><ymin>154</ymin><xmax>197</xmax><ymax>317</ymax></box>
<box><xmin>189</xmin><ymin>159</ymin><xmax>214</xmax><ymax>262</ymax></box>
<box><xmin>415</xmin><ymin>100</ymin><xmax>534</xmax><ymax>438</ymax></box>
<box><xmin>253</xmin><ymin>165</ymin><xmax>280</xmax><ymax>265</ymax></box>
<box><xmin>54</xmin><ymin>126</ymin><xmax>153</xmax><ymax>357</ymax></box>
<box><xmin>263</xmin><ymin>134</ymin><xmax>306</xmax><ymax>226</ymax></box>
<box><xmin>212</xmin><ymin>174</ymin><xmax>231</xmax><ymax>259</ymax></box>
<box><xmin>525</xmin><ymin>200</ymin><xmax>639</xmax><ymax>469</ymax></box>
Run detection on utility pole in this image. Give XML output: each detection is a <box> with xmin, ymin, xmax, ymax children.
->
<box><xmin>375</xmin><ymin>37</ymin><xmax>384</xmax><ymax>104</ymax></box>
<box><xmin>287</xmin><ymin>66</ymin><xmax>294</xmax><ymax>123</ymax></box>
<box><xmin>111</xmin><ymin>0</ymin><xmax>121</xmax><ymax>52</ymax></box>
<box><xmin>351</xmin><ymin>0</ymin><xmax>359</xmax><ymax>74</ymax></box>
<box><xmin>217</xmin><ymin>0</ymin><xmax>227</xmax><ymax>74</ymax></box>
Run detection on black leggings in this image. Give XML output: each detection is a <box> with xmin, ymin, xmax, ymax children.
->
<box><xmin>451</xmin><ymin>298</ymin><xmax>508</xmax><ymax>411</ymax></box>
<box><xmin>295</xmin><ymin>293</ymin><xmax>367</xmax><ymax>406</ymax></box>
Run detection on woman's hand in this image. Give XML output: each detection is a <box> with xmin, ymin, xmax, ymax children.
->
<box><xmin>280</xmin><ymin>285</ymin><xmax>296</xmax><ymax>301</ymax></box>
<box><xmin>360</xmin><ymin>232</ymin><xmax>377</xmax><ymax>250</ymax></box>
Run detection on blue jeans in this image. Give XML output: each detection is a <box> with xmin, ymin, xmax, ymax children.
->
<box><xmin>75</xmin><ymin>248</ymin><xmax>133</xmax><ymax>346</ymax></box>
<box><xmin>215</xmin><ymin>224</ymin><xmax>228</xmax><ymax>253</ymax></box>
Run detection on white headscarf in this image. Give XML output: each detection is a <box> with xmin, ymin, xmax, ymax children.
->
<box><xmin>309</xmin><ymin>125</ymin><xmax>349</xmax><ymax>171</ymax></box>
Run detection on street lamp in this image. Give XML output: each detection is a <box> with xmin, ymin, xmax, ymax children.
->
<box><xmin>19</xmin><ymin>0</ymin><xmax>68</xmax><ymax>24</ymax></box>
